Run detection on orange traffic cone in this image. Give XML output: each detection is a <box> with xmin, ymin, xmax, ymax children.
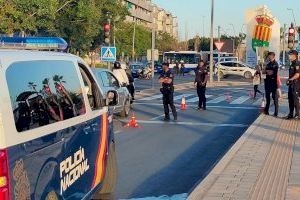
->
<box><xmin>180</xmin><ymin>96</ymin><xmax>187</xmax><ymax>110</ymax></box>
<box><xmin>225</xmin><ymin>93</ymin><xmax>231</xmax><ymax>103</ymax></box>
<box><xmin>124</xmin><ymin>113</ymin><xmax>141</xmax><ymax>128</ymax></box>
<box><xmin>260</xmin><ymin>98</ymin><xmax>266</xmax><ymax>113</ymax></box>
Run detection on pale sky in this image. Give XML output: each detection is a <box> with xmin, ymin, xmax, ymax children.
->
<box><xmin>152</xmin><ymin>0</ymin><xmax>298</xmax><ymax>40</ymax></box>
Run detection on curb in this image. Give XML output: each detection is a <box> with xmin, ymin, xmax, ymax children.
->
<box><xmin>188</xmin><ymin>114</ymin><xmax>265</xmax><ymax>200</ymax></box>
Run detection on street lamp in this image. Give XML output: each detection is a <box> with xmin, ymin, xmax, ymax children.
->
<box><xmin>209</xmin><ymin>0</ymin><xmax>214</xmax><ymax>83</ymax></box>
<box><xmin>229</xmin><ymin>23</ymin><xmax>236</xmax><ymax>36</ymax></box>
<box><xmin>287</xmin><ymin>8</ymin><xmax>296</xmax><ymax>26</ymax></box>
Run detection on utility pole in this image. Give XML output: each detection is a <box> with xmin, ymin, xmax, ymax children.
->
<box><xmin>209</xmin><ymin>0</ymin><xmax>214</xmax><ymax>83</ymax></box>
<box><xmin>132</xmin><ymin>18</ymin><xmax>136</xmax><ymax>61</ymax></box>
<box><xmin>217</xmin><ymin>25</ymin><xmax>221</xmax><ymax>82</ymax></box>
<box><xmin>151</xmin><ymin>29</ymin><xmax>155</xmax><ymax>89</ymax></box>
<box><xmin>283</xmin><ymin>24</ymin><xmax>287</xmax><ymax>66</ymax></box>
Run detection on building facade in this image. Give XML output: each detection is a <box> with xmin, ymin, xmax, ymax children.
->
<box><xmin>122</xmin><ymin>0</ymin><xmax>178</xmax><ymax>39</ymax></box>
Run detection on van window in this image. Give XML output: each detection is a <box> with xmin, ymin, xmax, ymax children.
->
<box><xmin>100</xmin><ymin>72</ymin><xmax>119</xmax><ymax>88</ymax></box>
<box><xmin>6</xmin><ymin>60</ymin><xmax>85</xmax><ymax>132</ymax></box>
<box><xmin>79</xmin><ymin>64</ymin><xmax>103</xmax><ymax>110</ymax></box>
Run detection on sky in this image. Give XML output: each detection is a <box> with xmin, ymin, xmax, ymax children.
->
<box><xmin>152</xmin><ymin>0</ymin><xmax>298</xmax><ymax>40</ymax></box>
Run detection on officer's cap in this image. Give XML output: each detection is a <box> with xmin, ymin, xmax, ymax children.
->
<box><xmin>162</xmin><ymin>62</ymin><xmax>169</xmax><ymax>67</ymax></box>
<box><xmin>289</xmin><ymin>50</ymin><xmax>298</xmax><ymax>56</ymax></box>
<box><xmin>267</xmin><ymin>52</ymin><xmax>275</xmax><ymax>56</ymax></box>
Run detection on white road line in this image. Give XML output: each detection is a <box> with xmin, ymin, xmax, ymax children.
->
<box><xmin>207</xmin><ymin>96</ymin><xmax>227</xmax><ymax>103</ymax></box>
<box><xmin>173</xmin><ymin>94</ymin><xmax>194</xmax><ymax>101</ymax></box>
<box><xmin>230</xmin><ymin>96</ymin><xmax>251</xmax><ymax>105</ymax></box>
<box><xmin>139</xmin><ymin>94</ymin><xmax>162</xmax><ymax>101</ymax></box>
<box><xmin>134</xmin><ymin>120</ymin><xmax>249</xmax><ymax>128</ymax></box>
<box><xmin>133</xmin><ymin>103</ymin><xmax>258</xmax><ymax>110</ymax></box>
<box><xmin>186</xmin><ymin>95</ymin><xmax>213</xmax><ymax>103</ymax></box>
<box><xmin>120</xmin><ymin>193</ymin><xmax>188</xmax><ymax>200</ymax></box>
<box><xmin>253</xmin><ymin>97</ymin><xmax>263</xmax><ymax>105</ymax></box>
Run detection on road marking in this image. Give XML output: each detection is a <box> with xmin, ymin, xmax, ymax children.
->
<box><xmin>133</xmin><ymin>120</ymin><xmax>249</xmax><ymax>128</ymax></box>
<box><xmin>186</xmin><ymin>95</ymin><xmax>213</xmax><ymax>103</ymax></box>
<box><xmin>120</xmin><ymin>193</ymin><xmax>188</xmax><ymax>200</ymax></box>
<box><xmin>230</xmin><ymin>96</ymin><xmax>251</xmax><ymax>104</ymax></box>
<box><xmin>133</xmin><ymin>103</ymin><xmax>258</xmax><ymax>110</ymax></box>
<box><xmin>253</xmin><ymin>97</ymin><xmax>263</xmax><ymax>105</ymax></box>
<box><xmin>173</xmin><ymin>94</ymin><xmax>194</xmax><ymax>101</ymax></box>
<box><xmin>139</xmin><ymin>94</ymin><xmax>162</xmax><ymax>101</ymax></box>
<box><xmin>207</xmin><ymin>96</ymin><xmax>227</xmax><ymax>103</ymax></box>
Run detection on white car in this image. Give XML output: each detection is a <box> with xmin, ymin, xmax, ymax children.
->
<box><xmin>215</xmin><ymin>61</ymin><xmax>256</xmax><ymax>79</ymax></box>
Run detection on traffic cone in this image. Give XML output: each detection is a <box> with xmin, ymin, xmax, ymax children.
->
<box><xmin>124</xmin><ymin>113</ymin><xmax>141</xmax><ymax>128</ymax></box>
<box><xmin>180</xmin><ymin>96</ymin><xmax>187</xmax><ymax>110</ymax></box>
<box><xmin>260</xmin><ymin>97</ymin><xmax>266</xmax><ymax>113</ymax></box>
<box><xmin>248</xmin><ymin>90</ymin><xmax>254</xmax><ymax>98</ymax></box>
<box><xmin>225</xmin><ymin>93</ymin><xmax>231</xmax><ymax>103</ymax></box>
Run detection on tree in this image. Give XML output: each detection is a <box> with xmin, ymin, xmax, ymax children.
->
<box><xmin>156</xmin><ymin>31</ymin><xmax>177</xmax><ymax>52</ymax></box>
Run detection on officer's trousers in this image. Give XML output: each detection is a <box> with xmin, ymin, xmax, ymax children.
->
<box><xmin>288</xmin><ymin>84</ymin><xmax>300</xmax><ymax>116</ymax></box>
<box><xmin>163</xmin><ymin>91</ymin><xmax>177</xmax><ymax>119</ymax></box>
<box><xmin>197</xmin><ymin>85</ymin><xmax>206</xmax><ymax>109</ymax></box>
<box><xmin>265</xmin><ymin>86</ymin><xmax>278</xmax><ymax>115</ymax></box>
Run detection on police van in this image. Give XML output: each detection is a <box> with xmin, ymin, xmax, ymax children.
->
<box><xmin>0</xmin><ymin>37</ymin><xmax>118</xmax><ymax>200</ymax></box>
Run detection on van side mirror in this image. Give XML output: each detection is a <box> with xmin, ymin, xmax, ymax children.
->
<box><xmin>106</xmin><ymin>90</ymin><xmax>118</xmax><ymax>106</ymax></box>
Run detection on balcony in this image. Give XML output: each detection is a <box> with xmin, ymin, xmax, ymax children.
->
<box><xmin>126</xmin><ymin>0</ymin><xmax>153</xmax><ymax>11</ymax></box>
<box><xmin>131</xmin><ymin>9</ymin><xmax>153</xmax><ymax>23</ymax></box>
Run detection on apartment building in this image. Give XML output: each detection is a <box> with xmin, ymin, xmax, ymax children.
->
<box><xmin>122</xmin><ymin>0</ymin><xmax>178</xmax><ymax>39</ymax></box>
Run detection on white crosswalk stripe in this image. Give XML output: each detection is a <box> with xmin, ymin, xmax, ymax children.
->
<box><xmin>230</xmin><ymin>96</ymin><xmax>251</xmax><ymax>105</ymax></box>
<box><xmin>173</xmin><ymin>94</ymin><xmax>194</xmax><ymax>101</ymax></box>
<box><xmin>140</xmin><ymin>94</ymin><xmax>162</xmax><ymax>101</ymax></box>
<box><xmin>253</xmin><ymin>97</ymin><xmax>263</xmax><ymax>105</ymax></box>
<box><xmin>186</xmin><ymin>95</ymin><xmax>213</xmax><ymax>103</ymax></box>
<box><xmin>207</xmin><ymin>96</ymin><xmax>227</xmax><ymax>103</ymax></box>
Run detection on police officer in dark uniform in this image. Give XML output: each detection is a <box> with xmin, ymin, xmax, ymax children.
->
<box><xmin>194</xmin><ymin>60</ymin><xmax>208</xmax><ymax>110</ymax></box>
<box><xmin>159</xmin><ymin>63</ymin><xmax>177</xmax><ymax>121</ymax></box>
<box><xmin>263</xmin><ymin>52</ymin><xmax>279</xmax><ymax>116</ymax></box>
<box><xmin>286</xmin><ymin>50</ymin><xmax>300</xmax><ymax>119</ymax></box>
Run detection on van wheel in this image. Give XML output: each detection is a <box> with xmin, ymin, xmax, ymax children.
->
<box><xmin>244</xmin><ymin>71</ymin><xmax>252</xmax><ymax>79</ymax></box>
<box><xmin>45</xmin><ymin>191</ymin><xmax>59</xmax><ymax>200</ymax></box>
<box><xmin>92</xmin><ymin>142</ymin><xmax>117</xmax><ymax>200</ymax></box>
<box><xmin>120</xmin><ymin>99</ymin><xmax>130</xmax><ymax>118</ymax></box>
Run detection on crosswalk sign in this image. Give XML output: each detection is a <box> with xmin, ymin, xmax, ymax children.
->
<box><xmin>101</xmin><ymin>47</ymin><xmax>116</xmax><ymax>62</ymax></box>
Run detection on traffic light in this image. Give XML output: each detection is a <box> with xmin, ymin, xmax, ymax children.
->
<box><xmin>288</xmin><ymin>23</ymin><xmax>295</xmax><ymax>49</ymax></box>
<box><xmin>103</xmin><ymin>22</ymin><xmax>111</xmax><ymax>46</ymax></box>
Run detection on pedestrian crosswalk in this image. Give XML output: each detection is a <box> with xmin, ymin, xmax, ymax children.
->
<box><xmin>139</xmin><ymin>93</ymin><xmax>266</xmax><ymax>106</ymax></box>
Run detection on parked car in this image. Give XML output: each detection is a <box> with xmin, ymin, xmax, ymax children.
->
<box><xmin>92</xmin><ymin>68</ymin><xmax>131</xmax><ymax>117</ymax></box>
<box><xmin>215</xmin><ymin>61</ymin><xmax>256</xmax><ymax>79</ymax></box>
<box><xmin>129</xmin><ymin>63</ymin><xmax>145</xmax><ymax>78</ymax></box>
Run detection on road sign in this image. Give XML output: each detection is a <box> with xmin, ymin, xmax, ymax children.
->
<box><xmin>101</xmin><ymin>47</ymin><xmax>116</xmax><ymax>62</ymax></box>
<box><xmin>214</xmin><ymin>41</ymin><xmax>225</xmax><ymax>51</ymax></box>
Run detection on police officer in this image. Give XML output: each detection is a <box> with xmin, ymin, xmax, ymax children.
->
<box><xmin>194</xmin><ymin>60</ymin><xmax>208</xmax><ymax>110</ymax></box>
<box><xmin>286</xmin><ymin>50</ymin><xmax>300</xmax><ymax>119</ymax></box>
<box><xmin>159</xmin><ymin>62</ymin><xmax>177</xmax><ymax>121</ymax></box>
<box><xmin>263</xmin><ymin>52</ymin><xmax>279</xmax><ymax>116</ymax></box>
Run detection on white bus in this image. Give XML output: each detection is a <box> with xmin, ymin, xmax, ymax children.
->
<box><xmin>163</xmin><ymin>51</ymin><xmax>201</xmax><ymax>73</ymax></box>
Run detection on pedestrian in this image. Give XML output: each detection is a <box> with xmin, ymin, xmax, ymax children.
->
<box><xmin>159</xmin><ymin>62</ymin><xmax>177</xmax><ymax>121</ymax></box>
<box><xmin>194</xmin><ymin>60</ymin><xmax>208</xmax><ymax>110</ymax></box>
<box><xmin>112</xmin><ymin>61</ymin><xmax>129</xmax><ymax>87</ymax></box>
<box><xmin>180</xmin><ymin>63</ymin><xmax>185</xmax><ymax>76</ymax></box>
<box><xmin>125</xmin><ymin>66</ymin><xmax>135</xmax><ymax>103</ymax></box>
<box><xmin>253</xmin><ymin>70</ymin><xmax>263</xmax><ymax>99</ymax></box>
<box><xmin>263</xmin><ymin>52</ymin><xmax>279</xmax><ymax>117</ymax></box>
<box><xmin>286</xmin><ymin>50</ymin><xmax>300</xmax><ymax>119</ymax></box>
<box><xmin>174</xmin><ymin>62</ymin><xmax>180</xmax><ymax>75</ymax></box>
<box><xmin>277</xmin><ymin>73</ymin><xmax>282</xmax><ymax>101</ymax></box>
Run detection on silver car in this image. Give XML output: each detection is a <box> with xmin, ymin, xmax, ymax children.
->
<box><xmin>215</xmin><ymin>61</ymin><xmax>256</xmax><ymax>79</ymax></box>
<box><xmin>92</xmin><ymin>68</ymin><xmax>131</xmax><ymax>117</ymax></box>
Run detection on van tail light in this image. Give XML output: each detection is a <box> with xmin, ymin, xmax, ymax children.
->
<box><xmin>0</xmin><ymin>149</ymin><xmax>10</xmax><ymax>200</ymax></box>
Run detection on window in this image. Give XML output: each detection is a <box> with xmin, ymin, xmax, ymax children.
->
<box><xmin>100</xmin><ymin>72</ymin><xmax>119</xmax><ymax>88</ymax></box>
<box><xmin>6</xmin><ymin>60</ymin><xmax>85</xmax><ymax>132</ymax></box>
<box><xmin>222</xmin><ymin>62</ymin><xmax>233</xmax><ymax>67</ymax></box>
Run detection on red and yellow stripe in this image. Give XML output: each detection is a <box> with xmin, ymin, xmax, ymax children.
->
<box><xmin>92</xmin><ymin>113</ymin><xmax>108</xmax><ymax>188</ymax></box>
<box><xmin>253</xmin><ymin>25</ymin><xmax>272</xmax><ymax>42</ymax></box>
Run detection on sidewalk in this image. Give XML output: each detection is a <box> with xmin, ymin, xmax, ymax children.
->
<box><xmin>188</xmin><ymin>101</ymin><xmax>300</xmax><ymax>200</ymax></box>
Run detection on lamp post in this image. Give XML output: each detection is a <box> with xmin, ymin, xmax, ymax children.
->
<box><xmin>229</xmin><ymin>23</ymin><xmax>236</xmax><ymax>36</ymax></box>
<box><xmin>209</xmin><ymin>0</ymin><xmax>214</xmax><ymax>83</ymax></box>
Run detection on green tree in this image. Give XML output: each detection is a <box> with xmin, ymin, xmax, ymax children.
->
<box><xmin>156</xmin><ymin>31</ymin><xmax>177</xmax><ymax>52</ymax></box>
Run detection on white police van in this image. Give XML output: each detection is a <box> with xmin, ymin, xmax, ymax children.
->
<box><xmin>0</xmin><ymin>37</ymin><xmax>118</xmax><ymax>200</ymax></box>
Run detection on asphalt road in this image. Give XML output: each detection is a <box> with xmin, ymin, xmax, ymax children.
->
<box><xmin>113</xmin><ymin>75</ymin><xmax>265</xmax><ymax>199</ymax></box>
